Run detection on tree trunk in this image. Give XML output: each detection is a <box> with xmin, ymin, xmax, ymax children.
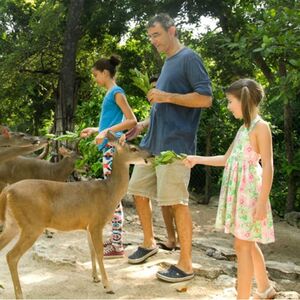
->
<box><xmin>284</xmin><ymin>101</ymin><xmax>296</xmax><ymax>212</ymax></box>
<box><xmin>278</xmin><ymin>59</ymin><xmax>296</xmax><ymax>212</ymax></box>
<box><xmin>55</xmin><ymin>0</ymin><xmax>85</xmax><ymax>135</ymax></box>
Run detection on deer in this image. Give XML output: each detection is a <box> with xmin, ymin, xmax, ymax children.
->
<box><xmin>0</xmin><ymin>131</ymin><xmax>151</xmax><ymax>299</ymax></box>
<box><xmin>0</xmin><ymin>126</ymin><xmax>47</xmax><ymax>163</ymax></box>
<box><xmin>0</xmin><ymin>146</ymin><xmax>80</xmax><ymax>191</ymax></box>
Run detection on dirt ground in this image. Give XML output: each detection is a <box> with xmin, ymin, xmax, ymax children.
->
<box><xmin>0</xmin><ymin>196</ymin><xmax>300</xmax><ymax>299</ymax></box>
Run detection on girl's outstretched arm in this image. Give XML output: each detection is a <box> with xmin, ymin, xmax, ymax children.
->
<box><xmin>253</xmin><ymin>121</ymin><xmax>274</xmax><ymax>221</ymax></box>
<box><xmin>183</xmin><ymin>142</ymin><xmax>234</xmax><ymax>168</ymax></box>
<box><xmin>80</xmin><ymin>127</ymin><xmax>98</xmax><ymax>138</ymax></box>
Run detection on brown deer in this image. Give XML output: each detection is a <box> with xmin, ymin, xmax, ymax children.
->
<box><xmin>0</xmin><ymin>131</ymin><xmax>150</xmax><ymax>299</ymax></box>
<box><xmin>0</xmin><ymin>126</ymin><xmax>47</xmax><ymax>163</ymax></box>
<box><xmin>0</xmin><ymin>146</ymin><xmax>80</xmax><ymax>190</ymax></box>
<box><xmin>0</xmin><ymin>126</ymin><xmax>39</xmax><ymax>147</ymax></box>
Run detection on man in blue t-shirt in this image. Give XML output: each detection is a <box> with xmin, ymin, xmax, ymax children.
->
<box><xmin>127</xmin><ymin>13</ymin><xmax>212</xmax><ymax>283</ymax></box>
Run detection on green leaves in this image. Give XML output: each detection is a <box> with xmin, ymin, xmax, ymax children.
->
<box><xmin>45</xmin><ymin>131</ymin><xmax>80</xmax><ymax>142</ymax></box>
<box><xmin>154</xmin><ymin>150</ymin><xmax>187</xmax><ymax>167</ymax></box>
<box><xmin>129</xmin><ymin>68</ymin><xmax>152</xmax><ymax>95</ymax></box>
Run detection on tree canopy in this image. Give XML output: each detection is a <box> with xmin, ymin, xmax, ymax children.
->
<box><xmin>0</xmin><ymin>0</ymin><xmax>299</xmax><ymax>215</ymax></box>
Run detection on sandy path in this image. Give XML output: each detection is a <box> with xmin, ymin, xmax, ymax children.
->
<box><xmin>1</xmin><ymin>197</ymin><xmax>299</xmax><ymax>299</ymax></box>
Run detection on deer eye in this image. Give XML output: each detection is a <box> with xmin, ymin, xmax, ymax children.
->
<box><xmin>130</xmin><ymin>146</ymin><xmax>138</xmax><ymax>152</ymax></box>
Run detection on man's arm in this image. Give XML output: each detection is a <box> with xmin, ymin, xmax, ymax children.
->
<box><xmin>147</xmin><ymin>89</ymin><xmax>212</xmax><ymax>108</ymax></box>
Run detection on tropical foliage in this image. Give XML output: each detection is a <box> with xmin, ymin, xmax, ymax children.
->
<box><xmin>0</xmin><ymin>0</ymin><xmax>299</xmax><ymax>216</ymax></box>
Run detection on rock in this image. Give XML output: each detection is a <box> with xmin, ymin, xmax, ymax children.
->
<box><xmin>205</xmin><ymin>248</ymin><xmax>227</xmax><ymax>260</ymax></box>
<box><xmin>194</xmin><ymin>265</ymin><xmax>224</xmax><ymax>279</ymax></box>
<box><xmin>215</xmin><ymin>274</ymin><xmax>236</xmax><ymax>287</ymax></box>
<box><xmin>189</xmin><ymin>191</ymin><xmax>204</xmax><ymax>203</ymax></box>
<box><xmin>126</xmin><ymin>215</ymin><xmax>134</xmax><ymax>222</ymax></box>
<box><xmin>284</xmin><ymin>212</ymin><xmax>300</xmax><ymax>229</ymax></box>
<box><xmin>208</xmin><ymin>195</ymin><xmax>219</xmax><ymax>207</ymax></box>
<box><xmin>276</xmin><ymin>280</ymin><xmax>300</xmax><ymax>296</ymax></box>
<box><xmin>267</xmin><ymin>260</ymin><xmax>300</xmax><ymax>281</ymax></box>
<box><xmin>275</xmin><ymin>291</ymin><xmax>300</xmax><ymax>299</ymax></box>
<box><xmin>195</xmin><ymin>236</ymin><xmax>236</xmax><ymax>261</ymax></box>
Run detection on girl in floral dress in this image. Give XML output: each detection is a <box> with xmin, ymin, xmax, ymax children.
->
<box><xmin>184</xmin><ymin>78</ymin><xmax>276</xmax><ymax>300</ymax></box>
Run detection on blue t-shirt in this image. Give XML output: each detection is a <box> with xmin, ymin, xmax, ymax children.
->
<box><xmin>98</xmin><ymin>85</ymin><xmax>125</xmax><ymax>150</ymax></box>
<box><xmin>140</xmin><ymin>47</ymin><xmax>212</xmax><ymax>155</ymax></box>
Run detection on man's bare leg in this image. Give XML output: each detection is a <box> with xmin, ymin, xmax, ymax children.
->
<box><xmin>161</xmin><ymin>206</ymin><xmax>177</xmax><ymax>248</ymax></box>
<box><xmin>172</xmin><ymin>204</ymin><xmax>193</xmax><ymax>273</ymax></box>
<box><xmin>134</xmin><ymin>195</ymin><xmax>156</xmax><ymax>249</ymax></box>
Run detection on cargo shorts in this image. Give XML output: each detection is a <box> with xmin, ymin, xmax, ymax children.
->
<box><xmin>128</xmin><ymin>160</ymin><xmax>191</xmax><ymax>206</ymax></box>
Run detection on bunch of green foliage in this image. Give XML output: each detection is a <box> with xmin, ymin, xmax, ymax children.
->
<box><xmin>154</xmin><ymin>150</ymin><xmax>187</xmax><ymax>167</ymax></box>
<box><xmin>46</xmin><ymin>131</ymin><xmax>80</xmax><ymax>142</ymax></box>
<box><xmin>130</xmin><ymin>68</ymin><xmax>152</xmax><ymax>95</ymax></box>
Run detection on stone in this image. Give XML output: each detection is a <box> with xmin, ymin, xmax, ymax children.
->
<box><xmin>284</xmin><ymin>212</ymin><xmax>300</xmax><ymax>229</ymax></box>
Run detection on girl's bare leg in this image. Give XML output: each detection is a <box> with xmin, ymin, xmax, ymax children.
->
<box><xmin>251</xmin><ymin>242</ymin><xmax>275</xmax><ymax>299</ymax></box>
<box><xmin>234</xmin><ymin>238</ymin><xmax>254</xmax><ymax>299</ymax></box>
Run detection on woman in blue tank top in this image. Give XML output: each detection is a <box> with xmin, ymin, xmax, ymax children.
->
<box><xmin>80</xmin><ymin>55</ymin><xmax>137</xmax><ymax>258</ymax></box>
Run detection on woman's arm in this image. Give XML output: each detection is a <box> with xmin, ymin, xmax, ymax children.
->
<box><xmin>111</xmin><ymin>93</ymin><xmax>137</xmax><ymax>131</ymax></box>
<box><xmin>94</xmin><ymin>93</ymin><xmax>137</xmax><ymax>145</ymax></box>
<box><xmin>80</xmin><ymin>127</ymin><xmax>99</xmax><ymax>138</ymax></box>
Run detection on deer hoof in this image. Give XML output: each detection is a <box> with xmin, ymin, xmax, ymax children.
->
<box><xmin>106</xmin><ymin>290</ymin><xmax>115</xmax><ymax>295</ymax></box>
<box><xmin>93</xmin><ymin>276</ymin><xmax>100</xmax><ymax>283</ymax></box>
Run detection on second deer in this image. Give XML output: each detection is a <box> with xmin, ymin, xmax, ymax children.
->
<box><xmin>0</xmin><ymin>127</ymin><xmax>47</xmax><ymax>163</ymax></box>
<box><xmin>0</xmin><ymin>146</ymin><xmax>80</xmax><ymax>190</ymax></box>
<box><xmin>0</xmin><ymin>132</ymin><xmax>150</xmax><ymax>299</ymax></box>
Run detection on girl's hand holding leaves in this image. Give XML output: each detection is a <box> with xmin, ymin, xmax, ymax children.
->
<box><xmin>45</xmin><ymin>131</ymin><xmax>80</xmax><ymax>142</ymax></box>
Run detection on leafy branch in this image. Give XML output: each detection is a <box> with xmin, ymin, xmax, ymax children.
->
<box><xmin>154</xmin><ymin>150</ymin><xmax>187</xmax><ymax>167</ymax></box>
<box><xmin>130</xmin><ymin>68</ymin><xmax>152</xmax><ymax>95</ymax></box>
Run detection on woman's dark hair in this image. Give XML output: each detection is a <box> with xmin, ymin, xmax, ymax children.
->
<box><xmin>93</xmin><ymin>55</ymin><xmax>121</xmax><ymax>77</ymax></box>
<box><xmin>225</xmin><ymin>78</ymin><xmax>265</xmax><ymax>128</ymax></box>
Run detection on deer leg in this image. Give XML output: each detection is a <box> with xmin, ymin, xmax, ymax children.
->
<box><xmin>6</xmin><ymin>228</ymin><xmax>42</xmax><ymax>299</ymax></box>
<box><xmin>88</xmin><ymin>227</ymin><xmax>114</xmax><ymax>294</ymax></box>
<box><xmin>87</xmin><ymin>230</ymin><xmax>100</xmax><ymax>282</ymax></box>
<box><xmin>0</xmin><ymin>218</ymin><xmax>19</xmax><ymax>251</ymax></box>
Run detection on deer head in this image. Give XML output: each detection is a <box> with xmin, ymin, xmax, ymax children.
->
<box><xmin>0</xmin><ymin>127</ymin><xmax>43</xmax><ymax>148</ymax></box>
<box><xmin>106</xmin><ymin>130</ymin><xmax>150</xmax><ymax>165</ymax></box>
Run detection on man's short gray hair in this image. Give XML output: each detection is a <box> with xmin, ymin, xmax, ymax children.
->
<box><xmin>147</xmin><ymin>13</ymin><xmax>175</xmax><ymax>31</ymax></box>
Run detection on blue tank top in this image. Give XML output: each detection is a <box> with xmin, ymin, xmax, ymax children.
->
<box><xmin>98</xmin><ymin>85</ymin><xmax>125</xmax><ymax>150</ymax></box>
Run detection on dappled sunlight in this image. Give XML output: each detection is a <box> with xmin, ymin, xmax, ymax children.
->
<box><xmin>21</xmin><ymin>272</ymin><xmax>56</xmax><ymax>285</ymax></box>
<box><xmin>121</xmin><ymin>263</ymin><xmax>159</xmax><ymax>279</ymax></box>
<box><xmin>126</xmin><ymin>267</ymin><xmax>157</xmax><ymax>279</ymax></box>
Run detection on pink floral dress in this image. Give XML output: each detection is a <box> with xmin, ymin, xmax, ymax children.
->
<box><xmin>215</xmin><ymin>115</ymin><xmax>275</xmax><ymax>244</ymax></box>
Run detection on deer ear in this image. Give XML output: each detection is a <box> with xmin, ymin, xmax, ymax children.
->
<box><xmin>58</xmin><ymin>146</ymin><xmax>67</xmax><ymax>156</ymax></box>
<box><xmin>106</xmin><ymin>130</ymin><xmax>118</xmax><ymax>142</ymax></box>
<box><xmin>2</xmin><ymin>127</ymin><xmax>10</xmax><ymax>138</ymax></box>
<box><xmin>118</xmin><ymin>134</ymin><xmax>126</xmax><ymax>146</ymax></box>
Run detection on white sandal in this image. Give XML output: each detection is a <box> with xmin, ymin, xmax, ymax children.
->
<box><xmin>254</xmin><ymin>286</ymin><xmax>276</xmax><ymax>299</ymax></box>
